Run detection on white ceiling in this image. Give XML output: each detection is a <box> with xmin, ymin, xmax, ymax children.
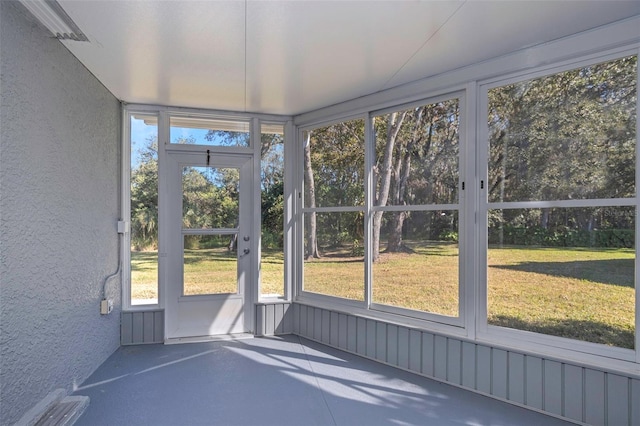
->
<box><xmin>55</xmin><ymin>0</ymin><xmax>640</xmax><ymax>116</ymax></box>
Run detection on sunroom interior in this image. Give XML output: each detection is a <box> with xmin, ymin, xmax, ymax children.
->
<box><xmin>2</xmin><ymin>1</ymin><xmax>640</xmax><ymax>425</ymax></box>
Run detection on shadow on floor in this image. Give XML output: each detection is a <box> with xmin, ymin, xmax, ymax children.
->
<box><xmin>73</xmin><ymin>335</ymin><xmax>572</xmax><ymax>426</ymax></box>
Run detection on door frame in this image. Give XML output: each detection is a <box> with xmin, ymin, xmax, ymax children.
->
<box><xmin>162</xmin><ymin>147</ymin><xmax>254</xmax><ymax>340</ymax></box>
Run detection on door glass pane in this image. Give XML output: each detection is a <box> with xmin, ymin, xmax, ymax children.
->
<box><xmin>170</xmin><ymin>116</ymin><xmax>250</xmax><ymax>146</ymax></box>
<box><xmin>260</xmin><ymin>123</ymin><xmax>285</xmax><ymax>297</ymax></box>
<box><xmin>373</xmin><ymin>210</ymin><xmax>459</xmax><ymax>317</ymax></box>
<box><xmin>182</xmin><ymin>167</ymin><xmax>239</xmax><ymax>229</ymax></box>
<box><xmin>488</xmin><ymin>207</ymin><xmax>635</xmax><ymax>349</ymax></box>
<box><xmin>130</xmin><ymin>114</ymin><xmax>159</xmax><ymax>305</ymax></box>
<box><xmin>183</xmin><ymin>234</ymin><xmax>238</xmax><ymax>295</ymax></box>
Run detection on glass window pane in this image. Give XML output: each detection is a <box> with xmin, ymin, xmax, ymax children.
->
<box><xmin>373</xmin><ymin>210</ymin><xmax>459</xmax><ymax>317</ymax></box>
<box><xmin>303</xmin><ymin>212</ymin><xmax>364</xmax><ymax>301</ymax></box>
<box><xmin>130</xmin><ymin>114</ymin><xmax>158</xmax><ymax>305</ymax></box>
<box><xmin>182</xmin><ymin>167</ymin><xmax>239</xmax><ymax>229</ymax></box>
<box><xmin>183</xmin><ymin>235</ymin><xmax>238</xmax><ymax>295</ymax></box>
<box><xmin>170</xmin><ymin>116</ymin><xmax>250</xmax><ymax>146</ymax></box>
<box><xmin>373</xmin><ymin>99</ymin><xmax>460</xmax><ymax>206</ymax></box>
<box><xmin>488</xmin><ymin>56</ymin><xmax>637</xmax><ymax>202</ymax></box>
<box><xmin>488</xmin><ymin>207</ymin><xmax>635</xmax><ymax>349</ymax></box>
<box><xmin>303</xmin><ymin>119</ymin><xmax>365</xmax><ymax>208</ymax></box>
<box><xmin>261</xmin><ymin>123</ymin><xmax>285</xmax><ymax>297</ymax></box>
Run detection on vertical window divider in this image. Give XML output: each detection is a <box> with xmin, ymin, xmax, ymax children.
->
<box><xmin>284</xmin><ymin>120</ymin><xmax>295</xmax><ymax>301</ymax></box>
<box><xmin>635</xmin><ymin>47</ymin><xmax>640</xmax><ymax>363</ymax></box>
<box><xmin>476</xmin><ymin>83</ymin><xmax>490</xmax><ymax>337</ymax></box>
<box><xmin>462</xmin><ymin>83</ymin><xmax>477</xmax><ymax>339</ymax></box>
<box><xmin>364</xmin><ymin>114</ymin><xmax>374</xmax><ymax>308</ymax></box>
<box><xmin>121</xmin><ymin>108</ymin><xmax>132</xmax><ymax>310</ymax></box>
<box><xmin>251</xmin><ymin>117</ymin><xmax>261</xmax><ymax>307</ymax></box>
<box><xmin>157</xmin><ymin>110</ymin><xmax>169</xmax><ymax>310</ymax></box>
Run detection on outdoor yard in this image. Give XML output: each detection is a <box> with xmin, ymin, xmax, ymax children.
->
<box><xmin>132</xmin><ymin>243</ymin><xmax>635</xmax><ymax>349</ymax></box>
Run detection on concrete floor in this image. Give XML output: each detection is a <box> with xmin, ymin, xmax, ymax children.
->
<box><xmin>73</xmin><ymin>335</ymin><xmax>573</xmax><ymax>426</ymax></box>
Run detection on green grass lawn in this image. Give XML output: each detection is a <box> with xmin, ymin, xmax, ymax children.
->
<box><xmin>132</xmin><ymin>243</ymin><xmax>635</xmax><ymax>349</ymax></box>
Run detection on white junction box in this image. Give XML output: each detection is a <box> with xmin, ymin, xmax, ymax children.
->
<box><xmin>100</xmin><ymin>299</ymin><xmax>113</xmax><ymax>315</ymax></box>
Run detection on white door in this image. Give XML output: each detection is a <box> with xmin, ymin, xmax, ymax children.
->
<box><xmin>165</xmin><ymin>151</ymin><xmax>253</xmax><ymax>340</ymax></box>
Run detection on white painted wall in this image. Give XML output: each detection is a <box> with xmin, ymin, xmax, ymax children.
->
<box><xmin>0</xmin><ymin>2</ymin><xmax>121</xmax><ymax>424</ymax></box>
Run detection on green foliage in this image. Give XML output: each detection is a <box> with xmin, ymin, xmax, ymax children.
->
<box><xmin>488</xmin><ymin>56</ymin><xmax>636</xmax><ymax>203</ymax></box>
<box><xmin>490</xmin><ymin>225</ymin><xmax>634</xmax><ymax>248</ymax></box>
<box><xmin>438</xmin><ymin>230</ymin><xmax>459</xmax><ymax>242</ymax></box>
<box><xmin>261</xmin><ymin>180</ymin><xmax>284</xmax><ymax>248</ymax></box>
<box><xmin>131</xmin><ymin>139</ymin><xmax>158</xmax><ymax>250</ymax></box>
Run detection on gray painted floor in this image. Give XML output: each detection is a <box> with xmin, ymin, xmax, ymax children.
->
<box><xmin>73</xmin><ymin>335</ymin><xmax>573</xmax><ymax>426</ymax></box>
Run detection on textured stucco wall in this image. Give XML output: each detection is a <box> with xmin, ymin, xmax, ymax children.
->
<box><xmin>0</xmin><ymin>2</ymin><xmax>122</xmax><ymax>424</ymax></box>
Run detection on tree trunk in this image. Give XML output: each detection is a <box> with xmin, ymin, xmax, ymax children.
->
<box><xmin>303</xmin><ymin>132</ymin><xmax>320</xmax><ymax>259</ymax></box>
<box><xmin>387</xmin><ymin>211</ymin><xmax>407</xmax><ymax>251</ymax></box>
<box><xmin>372</xmin><ymin>112</ymin><xmax>406</xmax><ymax>262</ymax></box>
<box><xmin>386</xmin><ymin>107</ymin><xmax>426</xmax><ymax>253</ymax></box>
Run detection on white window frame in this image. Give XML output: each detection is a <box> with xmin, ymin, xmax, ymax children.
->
<box><xmin>292</xmin><ymin>42</ymin><xmax>639</xmax><ymax>369</ymax></box>
<box><xmin>122</xmin><ymin>106</ymin><xmax>162</xmax><ymax>311</ymax></box>
<box><xmin>296</xmin><ymin>113</ymin><xmax>369</xmax><ymax>310</ymax></box>
<box><xmin>295</xmin><ymin>93</ymin><xmax>471</xmax><ymax>334</ymax></box>
<box><xmin>367</xmin><ymin>93</ymin><xmax>467</xmax><ymax>329</ymax></box>
<box><xmin>122</xmin><ymin>105</ymin><xmax>292</xmax><ymax>311</ymax></box>
<box><xmin>476</xmin><ymin>49</ymin><xmax>640</xmax><ymax>366</ymax></box>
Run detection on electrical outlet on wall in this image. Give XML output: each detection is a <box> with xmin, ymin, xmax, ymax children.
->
<box><xmin>100</xmin><ymin>299</ymin><xmax>113</xmax><ymax>315</ymax></box>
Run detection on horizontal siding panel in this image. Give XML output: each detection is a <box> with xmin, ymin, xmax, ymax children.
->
<box><xmin>143</xmin><ymin>311</ymin><xmax>155</xmax><ymax>343</ymax></box>
<box><xmin>284</xmin><ymin>304</ymin><xmax>293</xmax><ymax>333</ymax></box>
<box><xmin>387</xmin><ymin>324</ymin><xmax>398</xmax><ymax>366</ymax></box>
<box><xmin>563</xmin><ymin>364</ymin><xmax>583</xmax><ymax>423</ymax></box>
<box><xmin>275</xmin><ymin>303</ymin><xmax>284</xmax><ymax>334</ymax></box>
<box><xmin>607</xmin><ymin>374</ymin><xmax>629</xmax><ymax>426</ymax></box>
<box><xmin>408</xmin><ymin>329</ymin><xmax>421</xmax><ymax>373</ymax></box>
<box><xmin>421</xmin><ymin>332</ymin><xmax>435</xmax><ymax>377</ymax></box>
<box><xmin>508</xmin><ymin>352</ymin><xmax>525</xmax><ymax>404</ymax></box>
<box><xmin>307</xmin><ymin>308</ymin><xmax>322</xmax><ymax>341</ymax></box>
<box><xmin>292</xmin><ymin>304</ymin><xmax>300</xmax><ymax>334</ymax></box>
<box><xmin>338</xmin><ymin>314</ymin><xmax>348</xmax><ymax>350</ymax></box>
<box><xmin>525</xmin><ymin>356</ymin><xmax>543</xmax><ymax>410</ymax></box>
<box><xmin>398</xmin><ymin>327</ymin><xmax>409</xmax><ymax>370</ymax></box>
<box><xmin>266</xmin><ymin>304</ymin><xmax>275</xmax><ymax>335</ymax></box>
<box><xmin>330</xmin><ymin>311</ymin><xmax>339</xmax><ymax>346</ymax></box>
<box><xmin>476</xmin><ymin>346</ymin><xmax>491</xmax><ymax>394</ymax></box>
<box><xmin>376</xmin><ymin>322</ymin><xmax>387</xmax><ymax>362</ymax></box>
<box><xmin>366</xmin><ymin>319</ymin><xmax>376</xmax><ymax>358</ymax></box>
<box><xmin>356</xmin><ymin>317</ymin><xmax>367</xmax><ymax>355</ymax></box>
<box><xmin>321</xmin><ymin>310</ymin><xmax>330</xmax><ymax>343</ymax></box>
<box><xmin>153</xmin><ymin>311</ymin><xmax>163</xmax><ymax>341</ymax></box>
<box><xmin>121</xmin><ymin>310</ymin><xmax>163</xmax><ymax>345</ymax></box>
<box><xmin>491</xmin><ymin>349</ymin><xmax>508</xmax><ymax>399</ymax></box>
<box><xmin>121</xmin><ymin>312</ymin><xmax>132</xmax><ymax>345</ymax></box>
<box><xmin>447</xmin><ymin>339</ymin><xmax>461</xmax><ymax>385</ymax></box>
<box><xmin>461</xmin><ymin>342</ymin><xmax>476</xmax><ymax>389</ymax></box>
<box><xmin>632</xmin><ymin>379</ymin><xmax>640</xmax><ymax>426</ymax></box>
<box><xmin>434</xmin><ymin>335</ymin><xmax>447</xmax><ymax>380</ymax></box>
<box><xmin>347</xmin><ymin>315</ymin><xmax>357</xmax><ymax>352</ymax></box>
<box><xmin>295</xmin><ymin>304</ymin><xmax>304</xmax><ymax>335</ymax></box>
<box><xmin>584</xmin><ymin>369</ymin><xmax>605</xmax><ymax>426</ymax></box>
<box><xmin>288</xmin><ymin>304</ymin><xmax>637</xmax><ymax>425</ymax></box>
<box><xmin>132</xmin><ymin>312</ymin><xmax>144</xmax><ymax>343</ymax></box>
<box><xmin>255</xmin><ymin>305</ymin><xmax>265</xmax><ymax>336</ymax></box>
<box><xmin>543</xmin><ymin>360</ymin><xmax>562</xmax><ymax>416</ymax></box>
